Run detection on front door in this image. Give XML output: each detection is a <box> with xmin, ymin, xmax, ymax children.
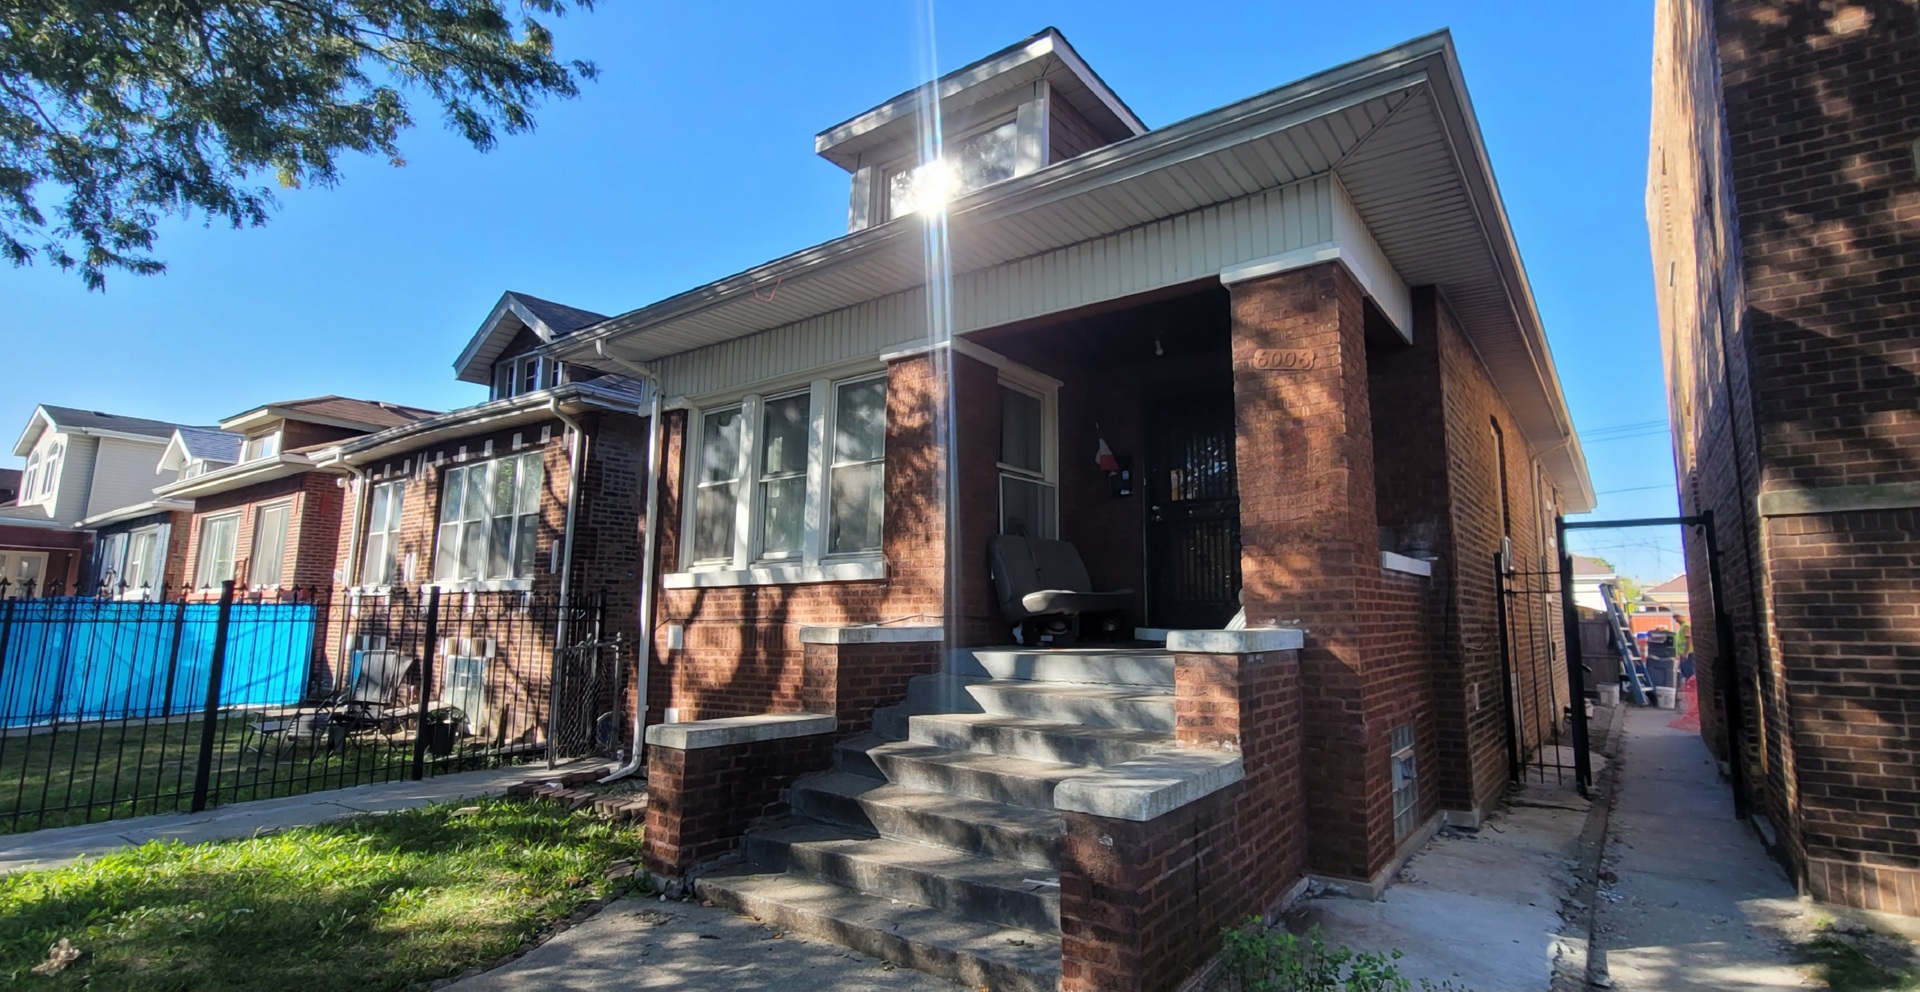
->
<box><xmin>1145</xmin><ymin>394</ymin><xmax>1241</xmax><ymax>629</ymax></box>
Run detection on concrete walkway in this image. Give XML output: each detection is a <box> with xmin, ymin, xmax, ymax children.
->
<box><xmin>0</xmin><ymin>760</ymin><xmax>609</xmax><ymax>874</ymax></box>
<box><xmin>1593</xmin><ymin>706</ymin><xmax>1811</xmax><ymax>990</ymax></box>
<box><xmin>446</xmin><ymin>896</ymin><xmax>967</xmax><ymax>992</ymax></box>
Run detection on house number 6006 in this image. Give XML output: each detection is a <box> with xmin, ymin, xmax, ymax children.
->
<box><xmin>1252</xmin><ymin>349</ymin><xmax>1316</xmax><ymax>371</ymax></box>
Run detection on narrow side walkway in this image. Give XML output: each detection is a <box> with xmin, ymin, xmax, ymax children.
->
<box><xmin>1595</xmin><ymin>707</ymin><xmax>1810</xmax><ymax>990</ymax></box>
<box><xmin>0</xmin><ymin>760</ymin><xmax>610</xmax><ymax>874</ymax></box>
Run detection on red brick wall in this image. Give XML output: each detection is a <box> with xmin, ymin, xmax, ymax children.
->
<box><xmin>799</xmin><ymin>640</ymin><xmax>944</xmax><ymax>738</ymax></box>
<box><xmin>185</xmin><ymin>472</ymin><xmax>345</xmax><ymax>594</ymax></box>
<box><xmin>1651</xmin><ymin>0</ymin><xmax>1920</xmax><ymax>912</ymax></box>
<box><xmin>650</xmin><ymin>354</ymin><xmax>951</xmax><ymax>724</ymax></box>
<box><xmin>643</xmin><ymin>732</ymin><xmax>836</xmax><ymax>877</ymax></box>
<box><xmin>1061</xmin><ymin>649</ymin><xmax>1304</xmax><ymax>992</ymax></box>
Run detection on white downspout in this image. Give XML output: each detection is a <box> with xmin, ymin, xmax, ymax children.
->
<box><xmin>548</xmin><ymin>399</ymin><xmax>589</xmax><ymax>762</ymax></box>
<box><xmin>339</xmin><ymin>463</ymin><xmax>370</xmax><ymax>681</ymax></box>
<box><xmin>593</xmin><ymin>341</ymin><xmax>664</xmax><ymax>783</ymax></box>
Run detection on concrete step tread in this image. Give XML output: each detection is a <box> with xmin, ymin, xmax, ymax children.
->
<box><xmin>910</xmin><ymin>711</ymin><xmax>1179</xmax><ymax>748</ymax></box>
<box><xmin>955</xmin><ymin>648</ymin><xmax>1177</xmax><ymax>687</ymax></box>
<box><xmin>798</xmin><ymin>771</ymin><xmax>1067</xmax><ymax>836</ymax></box>
<box><xmin>862</xmin><ymin>739</ymin><xmax>1100</xmax><ymax>783</ymax></box>
<box><xmin>752</xmin><ymin>818</ymin><xmax>1063</xmax><ymax>896</ymax></box>
<box><xmin>967</xmin><ymin>679</ymin><xmax>1175</xmax><ymax>703</ymax></box>
<box><xmin>697</xmin><ymin>866</ymin><xmax>1061</xmax><ymax>992</ymax></box>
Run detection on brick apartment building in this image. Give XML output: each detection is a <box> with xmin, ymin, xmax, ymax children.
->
<box><xmin>524</xmin><ymin>29</ymin><xmax>1595</xmax><ymax>990</ymax></box>
<box><xmin>1649</xmin><ymin>0</ymin><xmax>1920</xmax><ymax>917</ymax></box>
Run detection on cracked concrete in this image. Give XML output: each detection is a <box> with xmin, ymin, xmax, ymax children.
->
<box><xmin>0</xmin><ymin>761</ymin><xmax>607</xmax><ymax>874</ymax></box>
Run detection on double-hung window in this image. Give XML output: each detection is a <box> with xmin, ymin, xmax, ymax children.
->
<box><xmin>124</xmin><ymin>528</ymin><xmax>159</xmax><ymax>592</ymax></box>
<box><xmin>196</xmin><ymin>514</ymin><xmax>240</xmax><ymax>588</ymax></box>
<box><xmin>433</xmin><ymin>451</ymin><xmax>543</xmax><ymax>584</ymax></box>
<box><xmin>681</xmin><ymin>373</ymin><xmax>888</xmax><ymax>576</ymax></box>
<box><xmin>997</xmin><ymin>379</ymin><xmax>1057</xmax><ymax>539</ymax></box>
<box><xmin>250</xmin><ymin>502</ymin><xmax>291</xmax><ymax>586</ymax></box>
<box><xmin>361</xmin><ymin>481</ymin><xmax>407</xmax><ymax>586</ymax></box>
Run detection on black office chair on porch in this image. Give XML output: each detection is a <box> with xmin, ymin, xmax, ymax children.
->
<box><xmin>986</xmin><ymin>535</ymin><xmax>1133</xmax><ymax>646</ymax></box>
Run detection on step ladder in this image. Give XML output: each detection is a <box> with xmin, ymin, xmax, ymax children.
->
<box><xmin>1601</xmin><ymin>582</ymin><xmax>1653</xmax><ymax>705</ymax></box>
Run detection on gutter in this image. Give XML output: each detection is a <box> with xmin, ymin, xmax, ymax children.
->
<box><xmin>547</xmin><ymin>398</ymin><xmax>590</xmax><ymax>765</ymax></box>
<box><xmin>591</xmin><ymin>340</ymin><xmax>664</xmax><ymax>784</ymax></box>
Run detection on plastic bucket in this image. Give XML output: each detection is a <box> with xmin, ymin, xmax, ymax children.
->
<box><xmin>1597</xmin><ymin>685</ymin><xmax>1621</xmax><ymax>707</ymax></box>
<box><xmin>1653</xmin><ymin>686</ymin><xmax>1677</xmax><ymax>709</ymax></box>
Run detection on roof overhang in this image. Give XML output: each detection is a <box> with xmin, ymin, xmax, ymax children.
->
<box><xmin>152</xmin><ymin>454</ymin><xmax>322</xmax><ymax>500</ymax></box>
<box><xmin>814</xmin><ymin>27</ymin><xmax>1146</xmax><ymax>172</ymax></box>
<box><xmin>452</xmin><ymin>293</ymin><xmax>572</xmax><ymax>386</ymax></box>
<box><xmin>556</xmin><ymin>31</ymin><xmax>1594</xmax><ymax>511</ymax></box>
<box><xmin>13</xmin><ymin>407</ymin><xmax>175</xmax><ymax>455</ymax></box>
<box><xmin>219</xmin><ymin>406</ymin><xmax>387</xmax><ymax>434</ymax></box>
<box><xmin>11</xmin><ymin>407</ymin><xmax>53</xmax><ymax>456</ymax></box>
<box><xmin>318</xmin><ymin>382</ymin><xmax>646</xmax><ymax>467</ymax></box>
<box><xmin>77</xmin><ymin>499</ymin><xmax>192</xmax><ymax>529</ymax></box>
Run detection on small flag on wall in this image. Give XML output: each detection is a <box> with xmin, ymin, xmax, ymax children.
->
<box><xmin>1095</xmin><ymin>437</ymin><xmax>1120</xmax><ymax>472</ymax></box>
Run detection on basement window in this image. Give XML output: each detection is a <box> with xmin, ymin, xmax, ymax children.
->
<box><xmin>1391</xmin><ymin>723</ymin><xmax>1419</xmax><ymax>838</ymax></box>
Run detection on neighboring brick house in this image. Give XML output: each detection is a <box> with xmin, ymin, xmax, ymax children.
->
<box><xmin>153</xmin><ymin>397</ymin><xmax>435</xmax><ymax>596</ymax></box>
<box><xmin>0</xmin><ymin>405</ymin><xmax>204</xmax><ymax>596</ymax></box>
<box><xmin>313</xmin><ymin>292</ymin><xmax>651</xmax><ymax>749</ymax></box>
<box><xmin>1648</xmin><ymin>0</ymin><xmax>1920</xmax><ymax>918</ymax></box>
<box><xmin>538</xmin><ymin>29</ymin><xmax>1595</xmax><ymax>991</ymax></box>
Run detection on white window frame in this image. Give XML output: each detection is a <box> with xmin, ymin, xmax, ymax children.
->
<box><xmin>241</xmin><ymin>430</ymin><xmax>282</xmax><ymax>463</ymax></box>
<box><xmin>670</xmin><ymin>371</ymin><xmax>889</xmax><ymax>587</ymax></box>
<box><xmin>883</xmin><ymin>115</ymin><xmax>1020</xmax><ymax>221</ymax></box>
<box><xmin>994</xmin><ymin>366</ymin><xmax>1060</xmax><ymax>540</ymax></box>
<box><xmin>360</xmin><ymin>480</ymin><xmax>407</xmax><ymax>588</ymax></box>
<box><xmin>0</xmin><ymin>551</ymin><xmax>49</xmax><ymax>597</ymax></box>
<box><xmin>123</xmin><ymin>526</ymin><xmax>161</xmax><ymax>596</ymax></box>
<box><xmin>195</xmin><ymin>512</ymin><xmax>241</xmax><ymax>589</ymax></box>
<box><xmin>492</xmin><ymin>353</ymin><xmax>563</xmax><ymax>401</ymax></box>
<box><xmin>21</xmin><ymin>439</ymin><xmax>62</xmax><ymax>506</ymax></box>
<box><xmin>249</xmin><ymin>499</ymin><xmax>293</xmax><ymax>588</ymax></box>
<box><xmin>431</xmin><ymin>450</ymin><xmax>543</xmax><ymax>589</ymax></box>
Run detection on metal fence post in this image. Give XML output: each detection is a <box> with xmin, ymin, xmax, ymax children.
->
<box><xmin>0</xmin><ymin>594</ymin><xmax>15</xmax><ymax>698</ymax></box>
<box><xmin>412</xmin><ymin>587</ymin><xmax>441</xmax><ymax>782</ymax></box>
<box><xmin>159</xmin><ymin>600</ymin><xmax>189</xmax><ymax>719</ymax></box>
<box><xmin>1494</xmin><ymin>552</ymin><xmax>1520</xmax><ymax>784</ymax></box>
<box><xmin>1556</xmin><ymin>517</ymin><xmax>1591</xmax><ymax>797</ymax></box>
<box><xmin>189</xmin><ymin>580</ymin><xmax>236</xmax><ymax>813</ymax></box>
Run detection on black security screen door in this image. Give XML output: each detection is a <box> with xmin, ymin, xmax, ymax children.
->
<box><xmin>1146</xmin><ymin>394</ymin><xmax>1241</xmax><ymax>629</ymax></box>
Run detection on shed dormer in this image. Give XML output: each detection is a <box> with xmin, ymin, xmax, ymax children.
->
<box><xmin>820</xmin><ymin>28</ymin><xmax>1145</xmax><ymax>232</ymax></box>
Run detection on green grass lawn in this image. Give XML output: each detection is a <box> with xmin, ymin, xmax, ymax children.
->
<box><xmin>0</xmin><ymin>717</ymin><xmax>423</xmax><ymax>833</ymax></box>
<box><xmin>0</xmin><ymin>798</ymin><xmax>640</xmax><ymax>991</ymax></box>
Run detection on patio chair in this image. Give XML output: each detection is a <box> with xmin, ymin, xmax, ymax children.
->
<box><xmin>987</xmin><ymin>535</ymin><xmax>1132</xmax><ymax>646</ymax></box>
<box><xmin>325</xmin><ymin>649</ymin><xmax>418</xmax><ymax>746</ymax></box>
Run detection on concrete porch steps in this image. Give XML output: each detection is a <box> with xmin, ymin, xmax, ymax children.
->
<box><xmin>907</xmin><ymin>711</ymin><xmax>1177</xmax><ymax>767</ymax></box>
<box><xmin>695</xmin><ymin>866</ymin><xmax>1062</xmax><ymax>992</ymax></box>
<box><xmin>790</xmin><ymin>770</ymin><xmax>1063</xmax><ymax>869</ymax></box>
<box><xmin>742</xmin><ymin>819</ymin><xmax>1062</xmax><ymax>933</ymax></box>
<box><xmin>892</xmin><ymin>674</ymin><xmax>1176</xmax><ymax>733</ymax></box>
<box><xmin>951</xmin><ymin>647</ymin><xmax>1176</xmax><ymax>687</ymax></box>
<box><xmin>841</xmin><ymin>736</ymin><xmax>1099</xmax><ymax>810</ymax></box>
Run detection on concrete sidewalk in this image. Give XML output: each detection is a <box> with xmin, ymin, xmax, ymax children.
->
<box><xmin>0</xmin><ymin>760</ymin><xmax>610</xmax><ymax>874</ymax></box>
<box><xmin>1593</xmin><ymin>706</ymin><xmax>1811</xmax><ymax>990</ymax></box>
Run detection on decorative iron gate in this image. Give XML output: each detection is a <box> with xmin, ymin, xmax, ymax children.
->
<box><xmin>1145</xmin><ymin>394</ymin><xmax>1241</xmax><ymax>629</ymax></box>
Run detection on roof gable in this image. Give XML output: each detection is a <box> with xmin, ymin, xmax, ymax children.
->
<box><xmin>218</xmin><ymin>396</ymin><xmax>439</xmax><ymax>434</ymax></box>
<box><xmin>452</xmin><ymin>292</ymin><xmax>610</xmax><ymax>385</ymax></box>
<box><xmin>159</xmin><ymin>427</ymin><xmax>243</xmax><ymax>472</ymax></box>
<box><xmin>13</xmin><ymin>404</ymin><xmax>201</xmax><ymax>456</ymax></box>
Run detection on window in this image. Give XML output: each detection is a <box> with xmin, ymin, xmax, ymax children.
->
<box><xmin>887</xmin><ymin>119</ymin><xmax>1019</xmax><ymax>219</ymax></box>
<box><xmin>361</xmin><ymin>481</ymin><xmax>407</xmax><ymax>586</ymax></box>
<box><xmin>491</xmin><ymin>354</ymin><xmax>562</xmax><ymax>401</ymax></box>
<box><xmin>195</xmin><ymin>514</ymin><xmax>240</xmax><ymax>588</ymax></box>
<box><xmin>21</xmin><ymin>441</ymin><xmax>61</xmax><ymax>504</ymax></box>
<box><xmin>829</xmin><ymin>378</ymin><xmax>886</xmax><ymax>554</ymax></box>
<box><xmin>997</xmin><ymin>382</ymin><xmax>1057</xmax><ymax>539</ymax></box>
<box><xmin>250</xmin><ymin>502</ymin><xmax>291</xmax><ymax>586</ymax></box>
<box><xmin>0</xmin><ymin>552</ymin><xmax>47</xmax><ymax>597</ymax></box>
<box><xmin>241</xmin><ymin>431</ymin><xmax>281</xmax><ymax>462</ymax></box>
<box><xmin>681</xmin><ymin>373</ymin><xmax>888</xmax><ymax>573</ymax></box>
<box><xmin>181</xmin><ymin>458</ymin><xmax>209</xmax><ymax>479</ymax></box>
<box><xmin>124</xmin><ymin>528</ymin><xmax>159</xmax><ymax>592</ymax></box>
<box><xmin>433</xmin><ymin>451</ymin><xmax>543</xmax><ymax>583</ymax></box>
<box><xmin>97</xmin><ymin>532</ymin><xmax>127</xmax><ymax>589</ymax></box>
<box><xmin>693</xmin><ymin>408</ymin><xmax>745</xmax><ymax>563</ymax></box>
<box><xmin>758</xmin><ymin>395</ymin><xmax>809</xmax><ymax>558</ymax></box>
<box><xmin>1391</xmin><ymin>723</ymin><xmax>1419</xmax><ymax>838</ymax></box>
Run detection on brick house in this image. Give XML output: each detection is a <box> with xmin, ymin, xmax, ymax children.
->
<box><xmin>311</xmin><ymin>292</ymin><xmax>652</xmax><ymax>748</ymax></box>
<box><xmin>154</xmin><ymin>397</ymin><xmax>436</xmax><ymax>596</ymax></box>
<box><xmin>538</xmin><ymin>29</ymin><xmax>1595</xmax><ymax>990</ymax></box>
<box><xmin>1648</xmin><ymin>0</ymin><xmax>1920</xmax><ymax>918</ymax></box>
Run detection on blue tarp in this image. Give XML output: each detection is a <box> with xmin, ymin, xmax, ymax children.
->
<box><xmin>0</xmin><ymin>599</ymin><xmax>316</xmax><ymax>727</ymax></box>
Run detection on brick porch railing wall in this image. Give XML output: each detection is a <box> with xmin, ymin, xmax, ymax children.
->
<box><xmin>642</xmin><ymin>714</ymin><xmax>837</xmax><ymax>879</ymax></box>
<box><xmin>1058</xmin><ymin>632</ymin><xmax>1305</xmax><ymax>992</ymax></box>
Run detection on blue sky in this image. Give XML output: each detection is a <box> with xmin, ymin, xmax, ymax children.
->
<box><xmin>0</xmin><ymin>1</ymin><xmax>1684</xmax><ymax>581</ymax></box>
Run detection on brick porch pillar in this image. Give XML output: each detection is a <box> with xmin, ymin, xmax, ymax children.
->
<box><xmin>1226</xmin><ymin>261</ymin><xmax>1384</xmax><ymax>881</ymax></box>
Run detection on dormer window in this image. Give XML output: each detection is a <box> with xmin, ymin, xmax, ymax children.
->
<box><xmin>240</xmin><ymin>431</ymin><xmax>281</xmax><ymax>462</ymax></box>
<box><xmin>492</xmin><ymin>353</ymin><xmax>562</xmax><ymax>400</ymax></box>
<box><xmin>885</xmin><ymin>119</ymin><xmax>1019</xmax><ymax>219</ymax></box>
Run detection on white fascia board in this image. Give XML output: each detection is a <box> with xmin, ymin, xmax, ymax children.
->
<box><xmin>11</xmin><ymin>407</ymin><xmax>54</xmax><ymax>457</ymax></box>
<box><xmin>1217</xmin><ymin>188</ymin><xmax>1412</xmax><ymax>342</ymax></box>
<box><xmin>451</xmin><ymin>293</ymin><xmax>554</xmax><ymax>385</ymax></box>
<box><xmin>151</xmin><ymin>454</ymin><xmax>317</xmax><ymax>499</ymax></box>
<box><xmin>157</xmin><ymin>431</ymin><xmax>191</xmax><ymax>472</ymax></box>
<box><xmin>77</xmin><ymin>499</ymin><xmax>192</xmax><ymax>529</ymax></box>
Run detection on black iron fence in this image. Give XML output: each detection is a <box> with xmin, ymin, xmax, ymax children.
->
<box><xmin>0</xmin><ymin>579</ymin><xmax>619</xmax><ymax>834</ymax></box>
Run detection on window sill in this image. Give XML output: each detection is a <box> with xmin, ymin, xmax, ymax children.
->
<box><xmin>427</xmin><ymin>579</ymin><xmax>535</xmax><ymax>594</ymax></box>
<box><xmin>663</xmin><ymin>559</ymin><xmax>887</xmax><ymax>589</ymax></box>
